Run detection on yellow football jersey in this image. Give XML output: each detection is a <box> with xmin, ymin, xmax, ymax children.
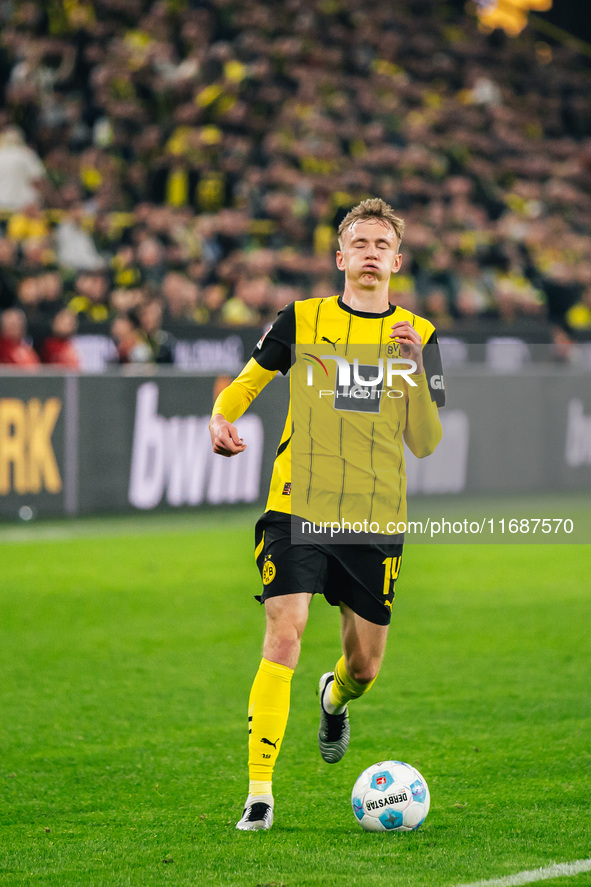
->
<box><xmin>205</xmin><ymin>295</ymin><xmax>445</xmax><ymax>538</ymax></box>
<box><xmin>212</xmin><ymin>296</ymin><xmax>444</xmax><ymax>536</ymax></box>
<box><xmin>252</xmin><ymin>296</ymin><xmax>443</xmax><ymax>532</ymax></box>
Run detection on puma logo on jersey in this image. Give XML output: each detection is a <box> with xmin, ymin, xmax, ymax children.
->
<box><xmin>321</xmin><ymin>336</ymin><xmax>341</xmax><ymax>349</ymax></box>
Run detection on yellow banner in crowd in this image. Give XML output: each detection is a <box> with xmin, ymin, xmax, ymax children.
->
<box><xmin>474</xmin><ymin>0</ymin><xmax>552</xmax><ymax>36</ymax></box>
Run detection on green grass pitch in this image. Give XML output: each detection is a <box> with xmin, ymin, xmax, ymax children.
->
<box><xmin>0</xmin><ymin>507</ymin><xmax>589</xmax><ymax>887</ymax></box>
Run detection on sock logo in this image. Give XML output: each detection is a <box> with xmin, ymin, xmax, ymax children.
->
<box><xmin>261</xmin><ymin>737</ymin><xmax>279</xmax><ymax>749</ymax></box>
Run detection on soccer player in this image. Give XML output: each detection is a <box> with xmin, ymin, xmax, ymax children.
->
<box><xmin>209</xmin><ymin>198</ymin><xmax>445</xmax><ymax>831</ymax></box>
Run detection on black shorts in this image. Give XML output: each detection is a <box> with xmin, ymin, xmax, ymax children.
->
<box><xmin>254</xmin><ymin>512</ymin><xmax>403</xmax><ymax>627</ymax></box>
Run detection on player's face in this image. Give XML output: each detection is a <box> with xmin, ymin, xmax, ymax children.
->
<box><xmin>336</xmin><ymin>219</ymin><xmax>402</xmax><ymax>287</ymax></box>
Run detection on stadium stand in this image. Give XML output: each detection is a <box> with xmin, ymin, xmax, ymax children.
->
<box><xmin>0</xmin><ymin>0</ymin><xmax>590</xmax><ymax>367</ymax></box>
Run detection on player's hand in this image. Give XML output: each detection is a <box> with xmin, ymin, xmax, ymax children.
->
<box><xmin>389</xmin><ymin>321</ymin><xmax>424</xmax><ymax>375</ymax></box>
<box><xmin>209</xmin><ymin>414</ymin><xmax>247</xmax><ymax>457</ymax></box>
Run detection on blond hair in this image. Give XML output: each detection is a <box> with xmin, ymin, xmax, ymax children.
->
<box><xmin>337</xmin><ymin>198</ymin><xmax>405</xmax><ymax>249</ymax></box>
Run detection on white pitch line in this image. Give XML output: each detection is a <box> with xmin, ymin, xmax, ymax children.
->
<box><xmin>454</xmin><ymin>858</ymin><xmax>591</xmax><ymax>887</ymax></box>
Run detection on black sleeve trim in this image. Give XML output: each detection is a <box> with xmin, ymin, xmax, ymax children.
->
<box><xmin>423</xmin><ymin>329</ymin><xmax>446</xmax><ymax>408</ymax></box>
<box><xmin>251</xmin><ymin>302</ymin><xmax>295</xmax><ymax>375</ymax></box>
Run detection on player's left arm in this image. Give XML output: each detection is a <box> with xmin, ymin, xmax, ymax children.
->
<box><xmin>390</xmin><ymin>321</ymin><xmax>444</xmax><ymax>459</ymax></box>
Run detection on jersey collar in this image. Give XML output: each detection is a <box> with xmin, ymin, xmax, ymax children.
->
<box><xmin>337</xmin><ymin>296</ymin><xmax>398</xmax><ymax>319</ymax></box>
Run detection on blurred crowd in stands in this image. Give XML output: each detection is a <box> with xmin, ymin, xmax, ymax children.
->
<box><xmin>0</xmin><ymin>0</ymin><xmax>590</xmax><ymax>368</ymax></box>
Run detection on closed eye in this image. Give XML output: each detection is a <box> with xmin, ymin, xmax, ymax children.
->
<box><xmin>353</xmin><ymin>239</ymin><xmax>391</xmax><ymax>248</ymax></box>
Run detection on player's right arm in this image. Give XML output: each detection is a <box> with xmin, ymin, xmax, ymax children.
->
<box><xmin>209</xmin><ymin>357</ymin><xmax>277</xmax><ymax>456</ymax></box>
<box><xmin>209</xmin><ymin>303</ymin><xmax>295</xmax><ymax>457</ymax></box>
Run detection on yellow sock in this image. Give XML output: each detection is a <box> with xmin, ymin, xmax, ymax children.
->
<box><xmin>329</xmin><ymin>655</ymin><xmax>376</xmax><ymax>710</ymax></box>
<box><xmin>247</xmin><ymin>658</ymin><xmax>293</xmax><ymax>796</ymax></box>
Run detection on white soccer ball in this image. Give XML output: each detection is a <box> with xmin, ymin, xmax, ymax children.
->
<box><xmin>351</xmin><ymin>760</ymin><xmax>430</xmax><ymax>832</ymax></box>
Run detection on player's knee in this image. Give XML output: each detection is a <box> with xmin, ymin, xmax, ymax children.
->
<box><xmin>263</xmin><ymin>634</ymin><xmax>300</xmax><ymax>669</ymax></box>
<box><xmin>263</xmin><ymin>622</ymin><xmax>304</xmax><ymax>668</ymax></box>
<box><xmin>263</xmin><ymin>595</ymin><xmax>310</xmax><ymax>667</ymax></box>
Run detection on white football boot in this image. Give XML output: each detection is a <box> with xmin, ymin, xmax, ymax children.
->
<box><xmin>318</xmin><ymin>672</ymin><xmax>350</xmax><ymax>764</ymax></box>
<box><xmin>236</xmin><ymin>795</ymin><xmax>274</xmax><ymax>831</ymax></box>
